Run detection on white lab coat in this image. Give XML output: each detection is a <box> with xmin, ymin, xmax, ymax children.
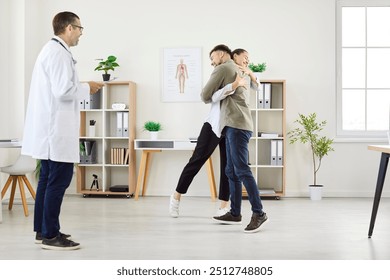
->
<box><xmin>22</xmin><ymin>36</ymin><xmax>90</xmax><ymax>163</ymax></box>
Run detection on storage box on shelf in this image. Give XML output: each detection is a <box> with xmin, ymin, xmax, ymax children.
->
<box><xmin>246</xmin><ymin>79</ymin><xmax>286</xmax><ymax>199</ymax></box>
<box><xmin>77</xmin><ymin>81</ymin><xmax>136</xmax><ymax>198</ymax></box>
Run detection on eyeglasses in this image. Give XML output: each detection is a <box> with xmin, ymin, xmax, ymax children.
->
<box><xmin>71</xmin><ymin>24</ymin><xmax>84</xmax><ymax>32</ymax></box>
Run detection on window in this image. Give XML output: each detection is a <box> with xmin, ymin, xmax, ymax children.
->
<box><xmin>337</xmin><ymin>0</ymin><xmax>390</xmax><ymax>138</ymax></box>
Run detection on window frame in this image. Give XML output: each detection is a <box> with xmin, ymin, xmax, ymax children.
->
<box><xmin>336</xmin><ymin>0</ymin><xmax>390</xmax><ymax>140</ymax></box>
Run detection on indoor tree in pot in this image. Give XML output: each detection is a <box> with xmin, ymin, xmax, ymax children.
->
<box><xmin>94</xmin><ymin>55</ymin><xmax>120</xmax><ymax>81</ymax></box>
<box><xmin>288</xmin><ymin>113</ymin><xmax>334</xmax><ymax>200</ymax></box>
<box><xmin>143</xmin><ymin>121</ymin><xmax>162</xmax><ymax>140</ymax></box>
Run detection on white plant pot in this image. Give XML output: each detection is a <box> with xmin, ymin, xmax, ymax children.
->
<box><xmin>89</xmin><ymin>126</ymin><xmax>96</xmax><ymax>137</ymax></box>
<box><xmin>253</xmin><ymin>72</ymin><xmax>262</xmax><ymax>82</ymax></box>
<box><xmin>149</xmin><ymin>131</ymin><xmax>159</xmax><ymax>140</ymax></box>
<box><xmin>309</xmin><ymin>185</ymin><xmax>323</xmax><ymax>201</ymax></box>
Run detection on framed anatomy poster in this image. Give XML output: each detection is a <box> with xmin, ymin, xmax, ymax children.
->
<box><xmin>162</xmin><ymin>47</ymin><xmax>202</xmax><ymax>102</ymax></box>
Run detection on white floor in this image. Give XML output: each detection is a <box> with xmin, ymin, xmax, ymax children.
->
<box><xmin>1</xmin><ymin>195</ymin><xmax>390</xmax><ymax>260</ymax></box>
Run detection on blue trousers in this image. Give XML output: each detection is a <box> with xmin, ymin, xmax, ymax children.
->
<box><xmin>33</xmin><ymin>159</ymin><xmax>74</xmax><ymax>239</ymax></box>
<box><xmin>224</xmin><ymin>126</ymin><xmax>263</xmax><ymax>216</ymax></box>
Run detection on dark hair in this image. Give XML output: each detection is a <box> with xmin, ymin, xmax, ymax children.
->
<box><xmin>231</xmin><ymin>48</ymin><xmax>247</xmax><ymax>59</ymax></box>
<box><xmin>209</xmin><ymin>44</ymin><xmax>232</xmax><ymax>57</ymax></box>
<box><xmin>52</xmin><ymin>11</ymin><xmax>80</xmax><ymax>35</ymax></box>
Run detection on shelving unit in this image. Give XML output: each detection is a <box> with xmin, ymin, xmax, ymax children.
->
<box><xmin>77</xmin><ymin>81</ymin><xmax>136</xmax><ymax>198</ymax></box>
<box><xmin>247</xmin><ymin>79</ymin><xmax>286</xmax><ymax>199</ymax></box>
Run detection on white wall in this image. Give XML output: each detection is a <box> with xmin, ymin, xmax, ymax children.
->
<box><xmin>1</xmin><ymin>0</ymin><xmax>388</xmax><ymax>198</ymax></box>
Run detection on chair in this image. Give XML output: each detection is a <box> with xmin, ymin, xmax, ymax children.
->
<box><xmin>0</xmin><ymin>155</ymin><xmax>36</xmax><ymax>216</ymax></box>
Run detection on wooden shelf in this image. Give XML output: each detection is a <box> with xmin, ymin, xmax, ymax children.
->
<box><xmin>77</xmin><ymin>81</ymin><xmax>136</xmax><ymax>197</ymax></box>
<box><xmin>249</xmin><ymin>79</ymin><xmax>286</xmax><ymax>197</ymax></box>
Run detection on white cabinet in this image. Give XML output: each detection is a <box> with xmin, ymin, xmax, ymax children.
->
<box><xmin>77</xmin><ymin>81</ymin><xmax>136</xmax><ymax>197</ymax></box>
<box><xmin>248</xmin><ymin>79</ymin><xmax>286</xmax><ymax>198</ymax></box>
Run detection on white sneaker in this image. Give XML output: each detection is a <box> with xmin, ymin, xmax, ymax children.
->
<box><xmin>215</xmin><ymin>207</ymin><xmax>229</xmax><ymax>217</ymax></box>
<box><xmin>169</xmin><ymin>195</ymin><xmax>180</xmax><ymax>218</ymax></box>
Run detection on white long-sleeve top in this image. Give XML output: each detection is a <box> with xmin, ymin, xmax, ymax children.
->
<box><xmin>204</xmin><ymin>83</ymin><xmax>234</xmax><ymax>137</ymax></box>
<box><xmin>21</xmin><ymin>36</ymin><xmax>90</xmax><ymax>163</ymax></box>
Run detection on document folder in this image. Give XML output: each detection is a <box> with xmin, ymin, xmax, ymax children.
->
<box><xmin>270</xmin><ymin>140</ymin><xmax>277</xmax><ymax>166</ymax></box>
<box><xmin>116</xmin><ymin>112</ymin><xmax>123</xmax><ymax>137</ymax></box>
<box><xmin>264</xmin><ymin>83</ymin><xmax>271</xmax><ymax>109</ymax></box>
<box><xmin>258</xmin><ymin>86</ymin><xmax>264</xmax><ymax>108</ymax></box>
<box><xmin>122</xmin><ymin>112</ymin><xmax>129</xmax><ymax>137</ymax></box>
<box><xmin>277</xmin><ymin>140</ymin><xmax>283</xmax><ymax>166</ymax></box>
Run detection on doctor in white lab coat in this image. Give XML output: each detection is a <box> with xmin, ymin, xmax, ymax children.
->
<box><xmin>21</xmin><ymin>11</ymin><xmax>103</xmax><ymax>251</ymax></box>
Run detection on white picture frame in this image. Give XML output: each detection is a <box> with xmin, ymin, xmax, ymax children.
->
<box><xmin>162</xmin><ymin>47</ymin><xmax>202</xmax><ymax>102</ymax></box>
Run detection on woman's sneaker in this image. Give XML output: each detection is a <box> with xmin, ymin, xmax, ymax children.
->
<box><xmin>215</xmin><ymin>207</ymin><xmax>229</xmax><ymax>217</ymax></box>
<box><xmin>169</xmin><ymin>195</ymin><xmax>180</xmax><ymax>218</ymax></box>
<box><xmin>41</xmin><ymin>234</ymin><xmax>80</xmax><ymax>251</ymax></box>
<box><xmin>244</xmin><ymin>212</ymin><xmax>268</xmax><ymax>233</ymax></box>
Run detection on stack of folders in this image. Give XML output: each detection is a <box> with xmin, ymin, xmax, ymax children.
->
<box><xmin>116</xmin><ymin>112</ymin><xmax>129</xmax><ymax>137</ymax></box>
<box><xmin>79</xmin><ymin>88</ymin><xmax>101</xmax><ymax>109</ymax></box>
<box><xmin>111</xmin><ymin>148</ymin><xmax>129</xmax><ymax>165</ymax></box>
<box><xmin>270</xmin><ymin>140</ymin><xmax>283</xmax><ymax>166</ymax></box>
<box><xmin>258</xmin><ymin>83</ymin><xmax>271</xmax><ymax>109</ymax></box>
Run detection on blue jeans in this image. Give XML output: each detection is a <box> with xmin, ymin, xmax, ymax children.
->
<box><xmin>224</xmin><ymin>126</ymin><xmax>263</xmax><ymax>216</ymax></box>
<box><xmin>33</xmin><ymin>160</ymin><xmax>74</xmax><ymax>239</ymax></box>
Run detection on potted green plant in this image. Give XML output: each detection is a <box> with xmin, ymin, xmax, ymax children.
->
<box><xmin>143</xmin><ymin>121</ymin><xmax>162</xmax><ymax>140</ymax></box>
<box><xmin>94</xmin><ymin>55</ymin><xmax>120</xmax><ymax>81</ymax></box>
<box><xmin>288</xmin><ymin>113</ymin><xmax>334</xmax><ymax>200</ymax></box>
<box><xmin>248</xmin><ymin>62</ymin><xmax>266</xmax><ymax>81</ymax></box>
<box><xmin>248</xmin><ymin>62</ymin><xmax>267</xmax><ymax>73</ymax></box>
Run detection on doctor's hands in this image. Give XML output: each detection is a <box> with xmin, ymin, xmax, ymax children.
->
<box><xmin>88</xmin><ymin>81</ymin><xmax>104</xmax><ymax>94</ymax></box>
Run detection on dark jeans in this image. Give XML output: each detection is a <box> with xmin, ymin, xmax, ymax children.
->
<box><xmin>224</xmin><ymin>126</ymin><xmax>263</xmax><ymax>216</ymax></box>
<box><xmin>33</xmin><ymin>159</ymin><xmax>74</xmax><ymax>239</ymax></box>
<box><xmin>176</xmin><ymin>122</ymin><xmax>229</xmax><ymax>201</ymax></box>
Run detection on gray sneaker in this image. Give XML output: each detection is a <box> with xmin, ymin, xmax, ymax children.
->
<box><xmin>35</xmin><ymin>232</ymin><xmax>72</xmax><ymax>244</ymax></box>
<box><xmin>244</xmin><ymin>212</ymin><xmax>268</xmax><ymax>233</ymax></box>
<box><xmin>213</xmin><ymin>211</ymin><xmax>242</xmax><ymax>225</ymax></box>
<box><xmin>41</xmin><ymin>234</ymin><xmax>80</xmax><ymax>251</ymax></box>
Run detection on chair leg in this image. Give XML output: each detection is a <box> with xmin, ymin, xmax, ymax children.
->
<box><xmin>1</xmin><ymin>176</ymin><xmax>13</xmax><ymax>198</ymax></box>
<box><xmin>17</xmin><ymin>176</ymin><xmax>29</xmax><ymax>217</ymax></box>
<box><xmin>22</xmin><ymin>175</ymin><xmax>36</xmax><ymax>200</ymax></box>
<box><xmin>8</xmin><ymin>176</ymin><xmax>17</xmax><ymax>210</ymax></box>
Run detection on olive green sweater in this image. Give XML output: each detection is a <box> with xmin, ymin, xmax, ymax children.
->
<box><xmin>200</xmin><ymin>59</ymin><xmax>253</xmax><ymax>133</ymax></box>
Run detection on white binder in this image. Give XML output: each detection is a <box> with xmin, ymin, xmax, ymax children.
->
<box><xmin>123</xmin><ymin>112</ymin><xmax>129</xmax><ymax>137</ymax></box>
<box><xmin>271</xmin><ymin>140</ymin><xmax>277</xmax><ymax>165</ymax></box>
<box><xmin>264</xmin><ymin>83</ymin><xmax>271</xmax><ymax>109</ymax></box>
<box><xmin>79</xmin><ymin>100</ymin><xmax>85</xmax><ymax>110</ymax></box>
<box><xmin>258</xmin><ymin>84</ymin><xmax>264</xmax><ymax>108</ymax></box>
<box><xmin>277</xmin><ymin>140</ymin><xmax>283</xmax><ymax>166</ymax></box>
<box><xmin>116</xmin><ymin>112</ymin><xmax>123</xmax><ymax>137</ymax></box>
<box><xmin>84</xmin><ymin>99</ymin><xmax>90</xmax><ymax>110</ymax></box>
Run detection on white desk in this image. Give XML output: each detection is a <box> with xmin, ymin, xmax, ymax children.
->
<box><xmin>0</xmin><ymin>140</ymin><xmax>22</xmax><ymax>222</ymax></box>
<box><xmin>134</xmin><ymin>139</ymin><xmax>217</xmax><ymax>200</ymax></box>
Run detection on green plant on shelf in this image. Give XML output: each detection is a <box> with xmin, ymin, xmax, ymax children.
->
<box><xmin>248</xmin><ymin>62</ymin><xmax>267</xmax><ymax>73</ymax></box>
<box><xmin>94</xmin><ymin>55</ymin><xmax>120</xmax><ymax>75</ymax></box>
